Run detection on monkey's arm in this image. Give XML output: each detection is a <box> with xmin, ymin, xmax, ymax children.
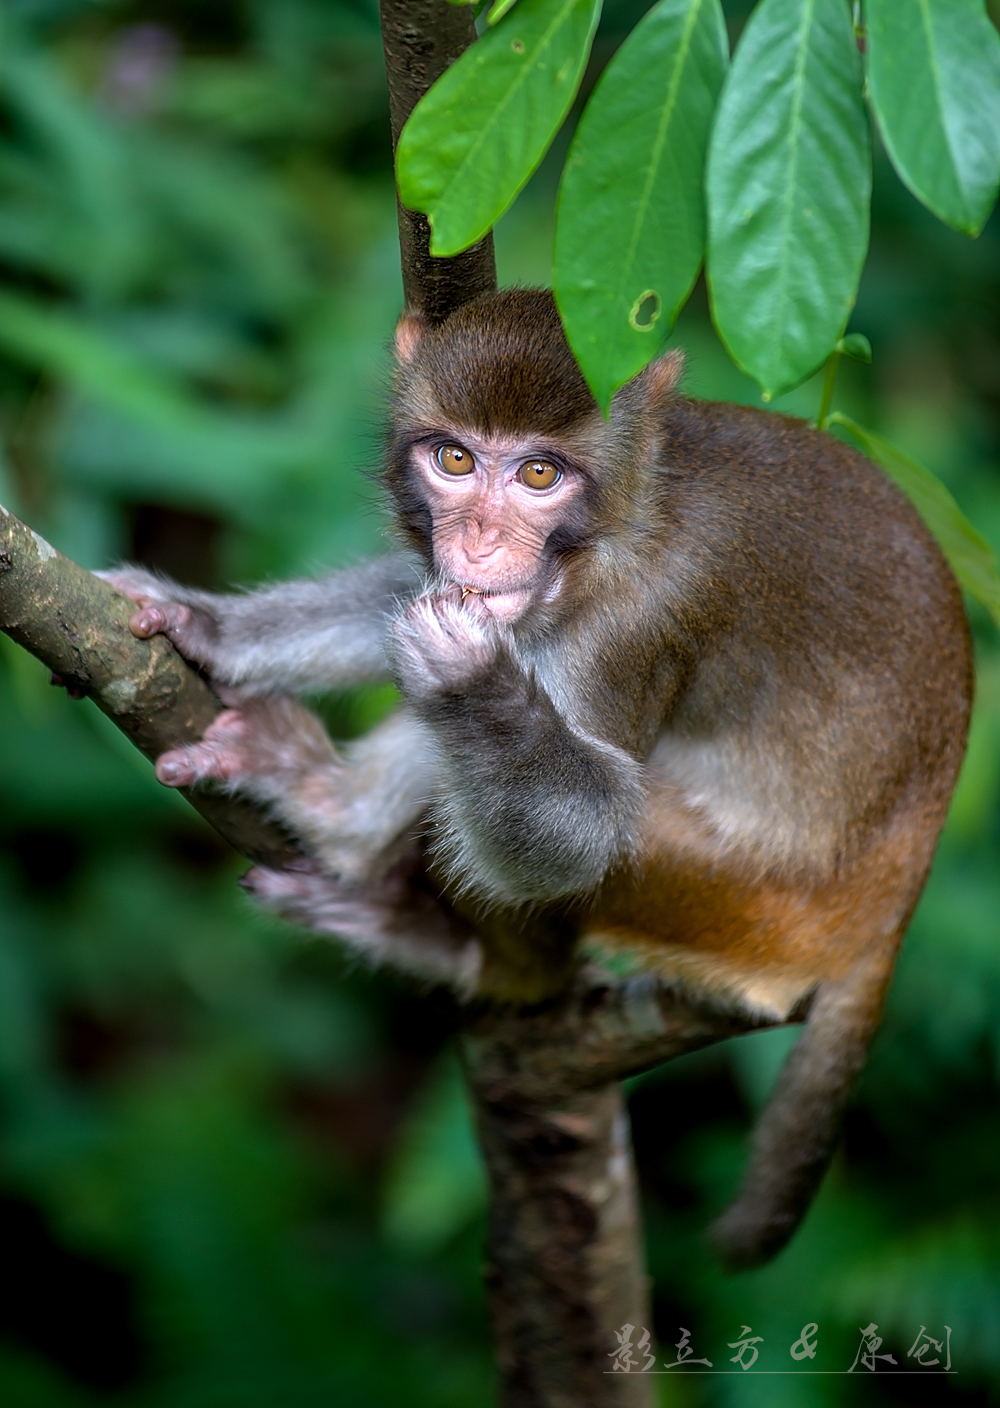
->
<box><xmin>99</xmin><ymin>554</ymin><xmax>423</xmax><ymax>694</ymax></box>
<box><xmin>391</xmin><ymin>594</ymin><xmax>644</xmax><ymax>904</ymax></box>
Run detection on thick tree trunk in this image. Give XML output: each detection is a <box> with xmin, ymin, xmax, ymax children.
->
<box><xmin>469</xmin><ymin>1073</ymin><xmax>652</xmax><ymax>1408</ymax></box>
<box><xmin>459</xmin><ymin>980</ymin><xmax>760</xmax><ymax>1404</ymax></box>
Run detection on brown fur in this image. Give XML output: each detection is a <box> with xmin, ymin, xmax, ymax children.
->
<box><xmin>384</xmin><ymin>288</ymin><xmax>972</xmax><ymax>1267</ymax></box>
<box><xmin>120</xmin><ymin>287</ymin><xmax>972</xmax><ymax>1270</ymax></box>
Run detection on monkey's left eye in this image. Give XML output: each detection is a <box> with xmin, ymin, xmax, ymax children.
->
<box><xmin>436</xmin><ymin>444</ymin><xmax>475</xmax><ymax>475</ymax></box>
<box><xmin>518</xmin><ymin>460</ymin><xmax>561</xmax><ymax>490</ymax></box>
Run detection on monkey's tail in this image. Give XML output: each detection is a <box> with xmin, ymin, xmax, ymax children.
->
<box><xmin>709</xmin><ymin>952</ymin><xmax>896</xmax><ymax>1270</ymax></box>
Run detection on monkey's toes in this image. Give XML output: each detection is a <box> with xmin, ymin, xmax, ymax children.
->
<box><xmin>154</xmin><ymin>737</ymin><xmax>243</xmax><ymax>787</ymax></box>
<box><xmin>155</xmin><ymin>749</ymin><xmax>201</xmax><ymax>787</ymax></box>
<box><xmin>240</xmin><ymin>866</ymin><xmax>316</xmax><ymax>900</ymax></box>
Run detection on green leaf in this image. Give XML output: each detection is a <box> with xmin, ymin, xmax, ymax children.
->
<box><xmin>866</xmin><ymin>0</ymin><xmax>1000</xmax><ymax>237</ymax></box>
<box><xmin>706</xmin><ymin>0</ymin><xmax>871</xmax><ymax>400</ymax></box>
<box><xmin>396</xmin><ymin>0</ymin><xmax>602</xmax><ymax>257</ymax></box>
<box><xmin>830</xmin><ymin>412</ymin><xmax>1000</xmax><ymax>626</ymax></box>
<box><xmin>837</xmin><ymin>332</ymin><xmax>872</xmax><ymax>363</ymax></box>
<box><xmin>554</xmin><ymin>0</ymin><xmax>728</xmax><ymax>411</ymax></box>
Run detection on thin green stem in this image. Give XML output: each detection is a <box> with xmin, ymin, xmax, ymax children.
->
<box><xmin>816</xmin><ymin>350</ymin><xmax>840</xmax><ymax>430</ymax></box>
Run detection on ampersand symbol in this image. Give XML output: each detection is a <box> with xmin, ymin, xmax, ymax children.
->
<box><xmin>790</xmin><ymin>1324</ymin><xmax>819</xmax><ymax>1361</ymax></box>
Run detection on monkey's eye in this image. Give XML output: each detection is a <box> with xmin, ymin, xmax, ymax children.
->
<box><xmin>518</xmin><ymin>459</ymin><xmax>561</xmax><ymax>490</ymax></box>
<box><xmin>436</xmin><ymin>444</ymin><xmax>475</xmax><ymax>475</ymax></box>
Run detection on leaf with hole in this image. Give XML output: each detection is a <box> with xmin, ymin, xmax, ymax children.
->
<box><xmin>554</xmin><ymin>0</ymin><xmax>728</xmax><ymax>411</ymax></box>
<box><xmin>396</xmin><ymin>0</ymin><xmax>602</xmax><ymax>257</ymax></box>
<box><xmin>706</xmin><ymin>0</ymin><xmax>870</xmax><ymax>399</ymax></box>
<box><xmin>830</xmin><ymin>413</ymin><xmax>1000</xmax><ymax>625</ymax></box>
<box><xmin>866</xmin><ymin>0</ymin><xmax>1000</xmax><ymax>237</ymax></box>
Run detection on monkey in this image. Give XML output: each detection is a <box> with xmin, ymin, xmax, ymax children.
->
<box><xmin>98</xmin><ymin>288</ymin><xmax>972</xmax><ymax>1269</ymax></box>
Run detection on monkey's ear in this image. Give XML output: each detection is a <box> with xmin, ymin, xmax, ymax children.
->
<box><xmin>394</xmin><ymin>312</ymin><xmax>427</xmax><ymax>364</ymax></box>
<box><xmin>635</xmin><ymin>348</ymin><xmax>685</xmax><ymax>407</ymax></box>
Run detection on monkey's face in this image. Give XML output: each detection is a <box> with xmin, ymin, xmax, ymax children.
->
<box><xmin>409</xmin><ymin>431</ymin><xmax>583</xmax><ymax>622</ymax></box>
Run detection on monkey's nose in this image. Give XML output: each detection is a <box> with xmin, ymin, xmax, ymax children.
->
<box><xmin>462</xmin><ymin>533</ymin><xmax>504</xmax><ymax>565</ymax></box>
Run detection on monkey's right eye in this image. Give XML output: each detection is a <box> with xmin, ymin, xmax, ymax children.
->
<box><xmin>436</xmin><ymin>444</ymin><xmax>475</xmax><ymax>476</ymax></box>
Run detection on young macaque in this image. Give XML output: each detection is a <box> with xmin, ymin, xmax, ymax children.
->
<box><xmin>100</xmin><ymin>289</ymin><xmax>971</xmax><ymax>1268</ymax></box>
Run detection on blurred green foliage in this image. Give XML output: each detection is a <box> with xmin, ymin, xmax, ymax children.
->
<box><xmin>0</xmin><ymin>1</ymin><xmax>999</xmax><ymax>1404</ymax></box>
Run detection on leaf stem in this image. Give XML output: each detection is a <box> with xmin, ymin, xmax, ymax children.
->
<box><xmin>816</xmin><ymin>349</ymin><xmax>840</xmax><ymax>430</ymax></box>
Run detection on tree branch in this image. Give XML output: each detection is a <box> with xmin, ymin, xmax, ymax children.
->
<box><xmin>379</xmin><ymin>0</ymin><xmax>497</xmax><ymax>320</ymax></box>
<box><xmin>463</xmin><ymin>967</ymin><xmax>773</xmax><ymax>1104</ymax></box>
<box><xmin>0</xmin><ymin>504</ymin><xmax>297</xmax><ymax>869</ymax></box>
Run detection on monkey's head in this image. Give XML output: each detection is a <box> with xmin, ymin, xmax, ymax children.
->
<box><xmin>386</xmin><ymin>288</ymin><xmax>683</xmax><ymax>624</ymax></box>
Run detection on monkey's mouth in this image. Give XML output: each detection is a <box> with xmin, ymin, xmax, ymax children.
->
<box><xmin>456</xmin><ymin>581</ymin><xmax>534</xmax><ymax>621</ymax></box>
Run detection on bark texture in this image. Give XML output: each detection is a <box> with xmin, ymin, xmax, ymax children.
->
<box><xmin>469</xmin><ymin>1078</ymin><xmax>652</xmax><ymax>1408</ymax></box>
<box><xmin>459</xmin><ymin>972</ymin><xmax>771</xmax><ymax>1406</ymax></box>
<box><xmin>0</xmin><ymin>504</ymin><xmax>297</xmax><ymax>869</ymax></box>
<box><xmin>379</xmin><ymin>0</ymin><xmax>497</xmax><ymax>320</ymax></box>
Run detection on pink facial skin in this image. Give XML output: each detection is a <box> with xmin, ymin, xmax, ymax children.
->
<box><xmin>411</xmin><ymin>432</ymin><xmax>580</xmax><ymax>623</ymax></box>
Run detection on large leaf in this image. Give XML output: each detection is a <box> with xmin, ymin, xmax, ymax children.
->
<box><xmin>830</xmin><ymin>412</ymin><xmax>1000</xmax><ymax>626</ymax></box>
<box><xmin>554</xmin><ymin>0</ymin><xmax>728</xmax><ymax>411</ymax></box>
<box><xmin>706</xmin><ymin>0</ymin><xmax>870</xmax><ymax>400</ymax></box>
<box><xmin>396</xmin><ymin>0</ymin><xmax>602</xmax><ymax>257</ymax></box>
<box><xmin>866</xmin><ymin>0</ymin><xmax>1000</xmax><ymax>237</ymax></box>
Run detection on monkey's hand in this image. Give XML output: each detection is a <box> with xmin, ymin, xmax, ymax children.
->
<box><xmin>96</xmin><ymin>567</ymin><xmax>221</xmax><ymax>674</ymax></box>
<box><xmin>241</xmin><ymin>858</ymin><xmax>482</xmax><ymax>993</ymax></box>
<box><xmin>388</xmin><ymin>588</ymin><xmax>503</xmax><ymax>700</ymax></box>
<box><xmin>151</xmin><ymin>694</ymin><xmax>336</xmax><ymax>790</ymax></box>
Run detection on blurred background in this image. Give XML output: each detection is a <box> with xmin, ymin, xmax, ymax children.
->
<box><xmin>0</xmin><ymin>0</ymin><xmax>998</xmax><ymax>1403</ymax></box>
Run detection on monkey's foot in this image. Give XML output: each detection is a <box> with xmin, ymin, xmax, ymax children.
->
<box><xmin>155</xmin><ymin>707</ymin><xmax>249</xmax><ymax>787</ymax></box>
<box><xmin>153</xmin><ymin>696</ymin><xmax>338</xmax><ymax>790</ymax></box>
<box><xmin>241</xmin><ymin>861</ymin><xmax>482</xmax><ymax>993</ymax></box>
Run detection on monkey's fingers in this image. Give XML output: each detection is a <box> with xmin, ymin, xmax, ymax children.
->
<box><xmin>128</xmin><ymin>600</ymin><xmax>195</xmax><ymax>642</ymax></box>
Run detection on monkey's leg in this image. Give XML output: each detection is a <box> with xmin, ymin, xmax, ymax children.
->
<box><xmin>243</xmin><ymin>856</ymin><xmax>482</xmax><ymax>993</ymax></box>
<box><xmin>709</xmin><ymin>947</ymin><xmax>897</xmax><ymax>1269</ymax></box>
